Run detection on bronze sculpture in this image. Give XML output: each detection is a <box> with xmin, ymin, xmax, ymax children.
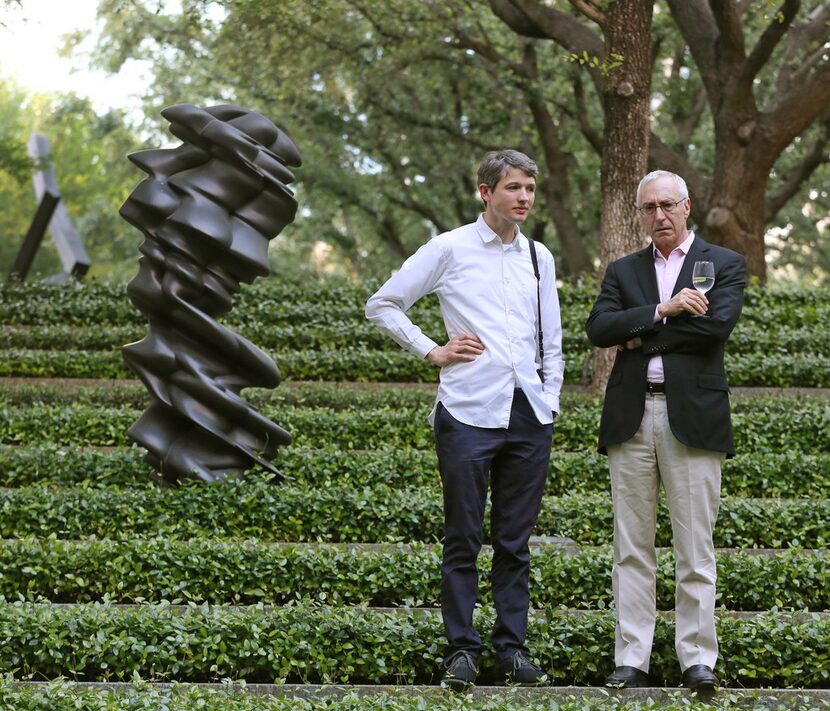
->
<box><xmin>120</xmin><ymin>104</ymin><xmax>300</xmax><ymax>484</ymax></box>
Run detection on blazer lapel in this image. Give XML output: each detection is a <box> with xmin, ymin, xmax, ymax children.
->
<box><xmin>634</xmin><ymin>245</ymin><xmax>659</xmax><ymax>304</ymax></box>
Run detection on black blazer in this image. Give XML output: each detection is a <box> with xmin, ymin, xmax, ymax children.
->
<box><xmin>585</xmin><ymin>236</ymin><xmax>746</xmax><ymax>456</ymax></box>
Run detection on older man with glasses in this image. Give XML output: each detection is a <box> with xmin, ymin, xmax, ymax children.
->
<box><xmin>585</xmin><ymin>170</ymin><xmax>747</xmax><ymax>693</ymax></box>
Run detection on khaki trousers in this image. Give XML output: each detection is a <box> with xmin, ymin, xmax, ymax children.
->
<box><xmin>607</xmin><ymin>393</ymin><xmax>723</xmax><ymax>673</ymax></box>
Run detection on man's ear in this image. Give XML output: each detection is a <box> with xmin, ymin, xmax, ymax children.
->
<box><xmin>478</xmin><ymin>183</ymin><xmax>490</xmax><ymax>206</ymax></box>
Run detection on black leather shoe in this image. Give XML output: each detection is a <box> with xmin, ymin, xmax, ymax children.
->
<box><xmin>497</xmin><ymin>651</ymin><xmax>548</xmax><ymax>686</ymax></box>
<box><xmin>605</xmin><ymin>665</ymin><xmax>650</xmax><ymax>688</ymax></box>
<box><xmin>682</xmin><ymin>664</ymin><xmax>719</xmax><ymax>691</ymax></box>
<box><xmin>441</xmin><ymin>651</ymin><xmax>478</xmax><ymax>692</ymax></box>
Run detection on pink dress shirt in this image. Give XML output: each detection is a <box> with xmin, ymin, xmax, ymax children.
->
<box><xmin>647</xmin><ymin>232</ymin><xmax>695</xmax><ymax>382</ymax></box>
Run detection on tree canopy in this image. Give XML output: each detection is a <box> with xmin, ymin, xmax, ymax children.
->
<box><xmin>86</xmin><ymin>0</ymin><xmax>828</xmax><ymax>282</ymax></box>
<box><xmin>5</xmin><ymin>0</ymin><xmax>825</xmax><ymax>284</ymax></box>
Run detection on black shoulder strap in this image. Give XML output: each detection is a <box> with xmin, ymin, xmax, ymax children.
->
<box><xmin>528</xmin><ymin>239</ymin><xmax>545</xmax><ymax>383</ymax></box>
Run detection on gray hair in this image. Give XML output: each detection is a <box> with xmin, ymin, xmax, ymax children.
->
<box><xmin>636</xmin><ymin>170</ymin><xmax>689</xmax><ymax>205</ymax></box>
<box><xmin>477</xmin><ymin>150</ymin><xmax>538</xmax><ymax>198</ymax></box>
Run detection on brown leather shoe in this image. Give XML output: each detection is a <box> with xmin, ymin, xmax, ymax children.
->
<box><xmin>605</xmin><ymin>665</ymin><xmax>650</xmax><ymax>688</ymax></box>
<box><xmin>681</xmin><ymin>664</ymin><xmax>719</xmax><ymax>691</ymax></box>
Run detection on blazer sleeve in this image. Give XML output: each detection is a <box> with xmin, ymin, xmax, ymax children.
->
<box><xmin>585</xmin><ymin>259</ymin><xmax>661</xmax><ymax>348</ymax></box>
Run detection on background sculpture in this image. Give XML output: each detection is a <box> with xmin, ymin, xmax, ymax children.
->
<box><xmin>7</xmin><ymin>133</ymin><xmax>90</xmax><ymax>283</ymax></box>
<box><xmin>120</xmin><ymin>104</ymin><xmax>300</xmax><ymax>484</ymax></box>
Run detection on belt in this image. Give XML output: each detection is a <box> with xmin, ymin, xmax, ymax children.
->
<box><xmin>646</xmin><ymin>381</ymin><xmax>666</xmax><ymax>394</ymax></box>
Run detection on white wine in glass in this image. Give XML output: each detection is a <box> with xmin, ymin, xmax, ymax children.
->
<box><xmin>692</xmin><ymin>261</ymin><xmax>715</xmax><ymax>316</ymax></box>
<box><xmin>692</xmin><ymin>261</ymin><xmax>715</xmax><ymax>294</ymax></box>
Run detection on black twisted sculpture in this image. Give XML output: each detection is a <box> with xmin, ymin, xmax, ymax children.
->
<box><xmin>120</xmin><ymin>104</ymin><xmax>300</xmax><ymax>484</ymax></box>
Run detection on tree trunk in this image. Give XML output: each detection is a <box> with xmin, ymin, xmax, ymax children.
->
<box><xmin>703</xmin><ymin>183</ymin><xmax>768</xmax><ymax>281</ymax></box>
<box><xmin>591</xmin><ymin>0</ymin><xmax>654</xmax><ymax>394</ymax></box>
<box><xmin>526</xmin><ymin>93</ymin><xmax>593</xmax><ymax>275</ymax></box>
<box><xmin>702</xmin><ymin>113</ymin><xmax>770</xmax><ymax>281</ymax></box>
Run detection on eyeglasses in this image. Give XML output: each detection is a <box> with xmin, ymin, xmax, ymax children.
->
<box><xmin>636</xmin><ymin>199</ymin><xmax>686</xmax><ymax>216</ymax></box>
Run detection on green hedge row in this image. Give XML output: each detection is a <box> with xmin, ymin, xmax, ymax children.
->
<box><xmin>1</xmin><ymin>483</ymin><xmax>827</xmax><ymax>547</ymax></box>
<box><xmin>2</xmin><ymin>346</ymin><xmax>828</xmax><ymax>386</ymax></box>
<box><xmin>2</xmin><ymin>398</ymin><xmax>827</xmax><ymax>453</ymax></box>
<box><xmin>0</xmin><ymin>379</ymin><xmax>821</xmax><ymax>416</ymax></box>
<box><xmin>2</xmin><ymin>444</ymin><xmax>829</xmax><ymax>499</ymax></box>
<box><xmin>0</xmin><ymin>380</ymin><xmax>432</xmax><ymax>409</ymax></box>
<box><xmin>1</xmin><ymin>537</ymin><xmax>827</xmax><ymax>611</ymax></box>
<box><xmin>2</xmin><ymin>281</ymin><xmax>828</xmax><ymax>328</ymax></box>
<box><xmin>6</xmin><ymin>319</ymin><xmax>828</xmax><ymax>360</ymax></box>
<box><xmin>0</xmin><ymin>602</ymin><xmax>828</xmax><ymax>687</ymax></box>
<box><xmin>0</xmin><ymin>348</ymin><xmax>453</xmax><ymax>383</ymax></box>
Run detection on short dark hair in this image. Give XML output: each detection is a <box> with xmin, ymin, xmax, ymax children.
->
<box><xmin>477</xmin><ymin>150</ymin><xmax>538</xmax><ymax>197</ymax></box>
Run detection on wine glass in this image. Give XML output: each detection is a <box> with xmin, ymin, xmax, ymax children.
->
<box><xmin>692</xmin><ymin>261</ymin><xmax>715</xmax><ymax>316</ymax></box>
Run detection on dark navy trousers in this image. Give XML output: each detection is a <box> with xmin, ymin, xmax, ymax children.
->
<box><xmin>434</xmin><ymin>389</ymin><xmax>552</xmax><ymax>663</ymax></box>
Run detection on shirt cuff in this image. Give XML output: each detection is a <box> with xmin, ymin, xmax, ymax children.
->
<box><xmin>412</xmin><ymin>335</ymin><xmax>440</xmax><ymax>360</ymax></box>
<box><xmin>543</xmin><ymin>389</ymin><xmax>560</xmax><ymax>415</ymax></box>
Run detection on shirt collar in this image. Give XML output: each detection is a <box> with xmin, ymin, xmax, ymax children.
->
<box><xmin>475</xmin><ymin>213</ymin><xmax>526</xmax><ymax>250</ymax></box>
<box><xmin>653</xmin><ymin>231</ymin><xmax>695</xmax><ymax>261</ymax></box>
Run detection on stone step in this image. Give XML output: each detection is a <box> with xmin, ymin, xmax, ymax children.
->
<box><xmin>10</xmin><ymin>681</ymin><xmax>830</xmax><ymax>708</ymax></box>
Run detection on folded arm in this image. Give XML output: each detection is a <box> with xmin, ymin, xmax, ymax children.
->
<box><xmin>585</xmin><ymin>260</ymin><xmax>661</xmax><ymax>348</ymax></box>
<box><xmin>640</xmin><ymin>253</ymin><xmax>747</xmax><ymax>355</ymax></box>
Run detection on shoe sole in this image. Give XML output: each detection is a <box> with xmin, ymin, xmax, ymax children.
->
<box><xmin>686</xmin><ymin>682</ymin><xmax>718</xmax><ymax>692</ymax></box>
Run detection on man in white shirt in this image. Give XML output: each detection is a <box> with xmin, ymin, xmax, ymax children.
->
<box><xmin>365</xmin><ymin>150</ymin><xmax>564</xmax><ymax>691</ymax></box>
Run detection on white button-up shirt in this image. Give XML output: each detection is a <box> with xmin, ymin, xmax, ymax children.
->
<box><xmin>365</xmin><ymin>214</ymin><xmax>564</xmax><ymax>427</ymax></box>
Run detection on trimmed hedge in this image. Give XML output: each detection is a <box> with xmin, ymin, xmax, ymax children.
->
<box><xmin>0</xmin><ymin>602</ymin><xmax>827</xmax><ymax>687</ymax></box>
<box><xmin>0</xmin><ymin>348</ymin><xmax>583</xmax><ymax>385</ymax></box>
<box><xmin>6</xmin><ymin>320</ymin><xmax>828</xmax><ymax>359</ymax></box>
<box><xmin>2</xmin><ymin>397</ymin><xmax>828</xmax><ymax>452</ymax></box>
<box><xmin>0</xmin><ymin>321</ymin><xmax>587</xmax><ymax>354</ymax></box>
<box><xmin>0</xmin><ymin>380</ymin><xmax>442</xmax><ymax>409</ymax></box>
<box><xmin>1</xmin><ymin>278</ymin><xmax>828</xmax><ymax>699</ymax></box>
<box><xmin>2</xmin><ymin>347</ymin><xmax>829</xmax><ymax>386</ymax></box>
<box><xmin>1</xmin><ymin>483</ymin><xmax>827</xmax><ymax>547</ymax></box>
<box><xmin>2</xmin><ymin>280</ymin><xmax>830</xmax><ymax>386</ymax></box>
<box><xmin>0</xmin><ymin>379</ymin><xmax>823</xmax><ymax>416</ymax></box>
<box><xmin>1</xmin><ymin>538</ymin><xmax>827</xmax><ymax>611</ymax></box>
<box><xmin>2</xmin><ymin>444</ymin><xmax>829</xmax><ymax>499</ymax></box>
<box><xmin>2</xmin><ymin>281</ymin><xmax>828</xmax><ymax>329</ymax></box>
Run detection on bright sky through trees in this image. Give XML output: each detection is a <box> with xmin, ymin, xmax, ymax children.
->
<box><xmin>0</xmin><ymin>0</ymin><xmax>145</xmax><ymax>111</ymax></box>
